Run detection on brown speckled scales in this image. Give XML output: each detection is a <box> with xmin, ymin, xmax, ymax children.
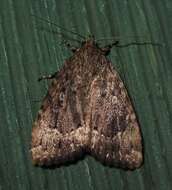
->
<box><xmin>31</xmin><ymin>39</ymin><xmax>143</xmax><ymax>169</ymax></box>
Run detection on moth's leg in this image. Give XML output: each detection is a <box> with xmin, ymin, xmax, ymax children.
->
<box><xmin>38</xmin><ymin>72</ymin><xmax>57</xmax><ymax>81</ymax></box>
<box><xmin>101</xmin><ymin>41</ymin><xmax>119</xmax><ymax>55</ymax></box>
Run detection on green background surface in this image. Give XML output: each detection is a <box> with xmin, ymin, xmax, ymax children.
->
<box><xmin>0</xmin><ymin>0</ymin><xmax>172</xmax><ymax>190</ymax></box>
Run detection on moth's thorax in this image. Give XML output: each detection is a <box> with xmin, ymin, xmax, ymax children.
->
<box><xmin>80</xmin><ymin>39</ymin><xmax>101</xmax><ymax>53</ymax></box>
<box><xmin>71</xmin><ymin>41</ymin><xmax>107</xmax><ymax>79</ymax></box>
<box><xmin>83</xmin><ymin>39</ymin><xmax>96</xmax><ymax>46</ymax></box>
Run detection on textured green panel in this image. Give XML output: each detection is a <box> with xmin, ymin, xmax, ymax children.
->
<box><xmin>0</xmin><ymin>0</ymin><xmax>172</xmax><ymax>190</ymax></box>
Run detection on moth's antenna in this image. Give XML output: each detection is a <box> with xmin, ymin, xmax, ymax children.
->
<box><xmin>97</xmin><ymin>36</ymin><xmax>162</xmax><ymax>47</ymax></box>
<box><xmin>35</xmin><ymin>25</ymin><xmax>82</xmax><ymax>43</ymax></box>
<box><xmin>31</xmin><ymin>14</ymin><xmax>85</xmax><ymax>40</ymax></box>
<box><xmin>96</xmin><ymin>35</ymin><xmax>153</xmax><ymax>42</ymax></box>
<box><xmin>116</xmin><ymin>41</ymin><xmax>162</xmax><ymax>47</ymax></box>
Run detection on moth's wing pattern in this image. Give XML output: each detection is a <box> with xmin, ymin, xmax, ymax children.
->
<box><xmin>88</xmin><ymin>63</ymin><xmax>142</xmax><ymax>169</ymax></box>
<box><xmin>31</xmin><ymin>41</ymin><xmax>143</xmax><ymax>169</ymax></box>
<box><xmin>31</xmin><ymin>62</ymin><xmax>88</xmax><ymax>166</ymax></box>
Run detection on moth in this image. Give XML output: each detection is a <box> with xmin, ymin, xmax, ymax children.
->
<box><xmin>31</xmin><ymin>36</ymin><xmax>143</xmax><ymax>169</ymax></box>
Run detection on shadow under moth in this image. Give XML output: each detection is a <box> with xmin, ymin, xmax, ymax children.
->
<box><xmin>31</xmin><ymin>37</ymin><xmax>143</xmax><ymax>170</ymax></box>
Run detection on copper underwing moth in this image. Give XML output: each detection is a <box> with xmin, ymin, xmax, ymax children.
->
<box><xmin>31</xmin><ymin>35</ymin><xmax>143</xmax><ymax>170</ymax></box>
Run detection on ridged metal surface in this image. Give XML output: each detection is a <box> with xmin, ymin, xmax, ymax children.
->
<box><xmin>0</xmin><ymin>0</ymin><xmax>172</xmax><ymax>190</ymax></box>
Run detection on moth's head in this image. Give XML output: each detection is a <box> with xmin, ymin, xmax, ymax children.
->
<box><xmin>82</xmin><ymin>34</ymin><xmax>97</xmax><ymax>47</ymax></box>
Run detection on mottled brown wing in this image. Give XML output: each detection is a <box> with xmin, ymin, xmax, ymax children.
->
<box><xmin>31</xmin><ymin>41</ymin><xmax>142</xmax><ymax>169</ymax></box>
<box><xmin>88</xmin><ymin>64</ymin><xmax>143</xmax><ymax>169</ymax></box>
<box><xmin>31</xmin><ymin>63</ymin><xmax>89</xmax><ymax>166</ymax></box>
